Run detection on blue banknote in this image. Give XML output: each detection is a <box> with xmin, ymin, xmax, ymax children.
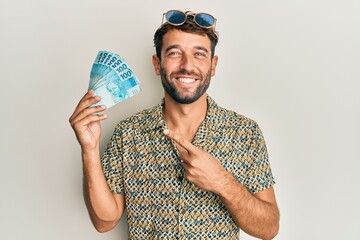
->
<box><xmin>88</xmin><ymin>50</ymin><xmax>141</xmax><ymax>108</ymax></box>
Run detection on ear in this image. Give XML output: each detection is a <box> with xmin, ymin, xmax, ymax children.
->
<box><xmin>152</xmin><ymin>54</ymin><xmax>161</xmax><ymax>75</ymax></box>
<box><xmin>211</xmin><ymin>55</ymin><xmax>218</xmax><ymax>76</ymax></box>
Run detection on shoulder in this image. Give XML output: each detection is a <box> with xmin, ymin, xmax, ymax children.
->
<box><xmin>113</xmin><ymin>103</ymin><xmax>163</xmax><ymax>134</ymax></box>
<box><xmin>209</xmin><ymin>98</ymin><xmax>261</xmax><ymax>135</ymax></box>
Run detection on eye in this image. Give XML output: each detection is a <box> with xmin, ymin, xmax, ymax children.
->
<box><xmin>167</xmin><ymin>51</ymin><xmax>181</xmax><ymax>57</ymax></box>
<box><xmin>195</xmin><ymin>51</ymin><xmax>207</xmax><ymax>58</ymax></box>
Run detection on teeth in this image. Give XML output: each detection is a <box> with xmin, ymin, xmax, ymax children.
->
<box><xmin>178</xmin><ymin>78</ymin><xmax>195</xmax><ymax>83</ymax></box>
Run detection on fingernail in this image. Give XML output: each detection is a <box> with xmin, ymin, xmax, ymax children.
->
<box><xmin>163</xmin><ymin>129</ymin><xmax>169</xmax><ymax>135</ymax></box>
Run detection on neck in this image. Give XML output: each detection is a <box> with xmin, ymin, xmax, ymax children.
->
<box><xmin>163</xmin><ymin>93</ymin><xmax>208</xmax><ymax>142</ymax></box>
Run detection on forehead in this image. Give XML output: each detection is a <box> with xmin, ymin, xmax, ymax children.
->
<box><xmin>161</xmin><ymin>29</ymin><xmax>211</xmax><ymax>51</ymax></box>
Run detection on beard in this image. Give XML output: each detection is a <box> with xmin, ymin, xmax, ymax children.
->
<box><xmin>160</xmin><ymin>67</ymin><xmax>212</xmax><ymax>104</ymax></box>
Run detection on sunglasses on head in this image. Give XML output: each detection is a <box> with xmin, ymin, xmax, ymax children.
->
<box><xmin>162</xmin><ymin>10</ymin><xmax>217</xmax><ymax>30</ymax></box>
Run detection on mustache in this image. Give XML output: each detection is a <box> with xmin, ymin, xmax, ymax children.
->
<box><xmin>170</xmin><ymin>69</ymin><xmax>201</xmax><ymax>79</ymax></box>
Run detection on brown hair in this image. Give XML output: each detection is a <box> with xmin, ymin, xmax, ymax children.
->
<box><xmin>153</xmin><ymin>16</ymin><xmax>219</xmax><ymax>60</ymax></box>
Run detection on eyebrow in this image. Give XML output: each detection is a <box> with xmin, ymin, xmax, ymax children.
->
<box><xmin>164</xmin><ymin>45</ymin><xmax>210</xmax><ymax>53</ymax></box>
<box><xmin>194</xmin><ymin>46</ymin><xmax>209</xmax><ymax>53</ymax></box>
<box><xmin>165</xmin><ymin>45</ymin><xmax>180</xmax><ymax>53</ymax></box>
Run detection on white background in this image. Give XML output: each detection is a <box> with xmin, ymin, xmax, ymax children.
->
<box><xmin>0</xmin><ymin>0</ymin><xmax>359</xmax><ymax>239</ymax></box>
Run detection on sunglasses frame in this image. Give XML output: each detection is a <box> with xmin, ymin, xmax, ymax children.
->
<box><xmin>161</xmin><ymin>10</ymin><xmax>217</xmax><ymax>30</ymax></box>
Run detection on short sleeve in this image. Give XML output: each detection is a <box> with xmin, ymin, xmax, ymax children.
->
<box><xmin>101</xmin><ymin>127</ymin><xmax>124</xmax><ymax>194</ymax></box>
<box><xmin>244</xmin><ymin>122</ymin><xmax>275</xmax><ymax>193</ymax></box>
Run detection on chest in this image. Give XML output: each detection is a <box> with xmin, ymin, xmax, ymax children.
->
<box><xmin>121</xmin><ymin>129</ymin><xmax>252</xmax><ymax>189</ymax></box>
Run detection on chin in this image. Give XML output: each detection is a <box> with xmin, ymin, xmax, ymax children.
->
<box><xmin>171</xmin><ymin>92</ymin><xmax>204</xmax><ymax>104</ymax></box>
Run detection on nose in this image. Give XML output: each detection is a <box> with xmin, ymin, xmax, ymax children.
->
<box><xmin>179</xmin><ymin>53</ymin><xmax>195</xmax><ymax>72</ymax></box>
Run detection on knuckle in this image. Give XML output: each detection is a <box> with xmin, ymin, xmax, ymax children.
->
<box><xmin>83</xmin><ymin>107</ymin><xmax>92</xmax><ymax>114</ymax></box>
<box><xmin>71</xmin><ymin>122</ymin><xmax>78</xmax><ymax>129</ymax></box>
<box><xmin>85</xmin><ymin>107</ymin><xmax>98</xmax><ymax>115</ymax></box>
<box><xmin>187</xmin><ymin>159</ymin><xmax>194</xmax><ymax>166</ymax></box>
<box><xmin>89</xmin><ymin>114</ymin><xmax>98</xmax><ymax>120</ymax></box>
<box><xmin>179</xmin><ymin>138</ymin><xmax>186</xmax><ymax>146</ymax></box>
<box><xmin>69</xmin><ymin>118</ymin><xmax>75</xmax><ymax>126</ymax></box>
<box><xmin>185</xmin><ymin>173</ymin><xmax>193</xmax><ymax>182</ymax></box>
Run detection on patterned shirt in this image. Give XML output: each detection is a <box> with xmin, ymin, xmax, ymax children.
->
<box><xmin>101</xmin><ymin>96</ymin><xmax>275</xmax><ymax>239</ymax></box>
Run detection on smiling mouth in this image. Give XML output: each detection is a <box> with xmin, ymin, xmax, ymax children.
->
<box><xmin>177</xmin><ymin>77</ymin><xmax>196</xmax><ymax>84</ymax></box>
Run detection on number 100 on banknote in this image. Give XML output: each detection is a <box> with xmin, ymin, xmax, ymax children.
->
<box><xmin>88</xmin><ymin>50</ymin><xmax>141</xmax><ymax>108</ymax></box>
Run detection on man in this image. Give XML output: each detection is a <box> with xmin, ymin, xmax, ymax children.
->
<box><xmin>69</xmin><ymin>10</ymin><xmax>280</xmax><ymax>240</ymax></box>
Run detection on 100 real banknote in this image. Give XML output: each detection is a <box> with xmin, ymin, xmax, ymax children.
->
<box><xmin>88</xmin><ymin>50</ymin><xmax>141</xmax><ymax>108</ymax></box>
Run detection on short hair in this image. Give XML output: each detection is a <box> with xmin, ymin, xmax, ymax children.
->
<box><xmin>153</xmin><ymin>16</ymin><xmax>219</xmax><ymax>60</ymax></box>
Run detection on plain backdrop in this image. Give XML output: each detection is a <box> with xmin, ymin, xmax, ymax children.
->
<box><xmin>1</xmin><ymin>0</ymin><xmax>359</xmax><ymax>239</ymax></box>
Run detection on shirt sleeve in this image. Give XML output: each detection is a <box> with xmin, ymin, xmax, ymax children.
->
<box><xmin>100</xmin><ymin>127</ymin><xmax>125</xmax><ymax>194</ymax></box>
<box><xmin>244</xmin><ymin>122</ymin><xmax>275</xmax><ymax>193</ymax></box>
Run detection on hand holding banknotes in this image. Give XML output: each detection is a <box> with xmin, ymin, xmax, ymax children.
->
<box><xmin>69</xmin><ymin>90</ymin><xmax>107</xmax><ymax>152</ymax></box>
<box><xmin>70</xmin><ymin>50</ymin><xmax>141</xmax><ymax>152</ymax></box>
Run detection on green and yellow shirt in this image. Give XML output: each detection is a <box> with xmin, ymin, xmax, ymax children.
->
<box><xmin>101</xmin><ymin>96</ymin><xmax>275</xmax><ymax>239</ymax></box>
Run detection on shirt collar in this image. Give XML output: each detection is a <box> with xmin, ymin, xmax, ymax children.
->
<box><xmin>152</xmin><ymin>95</ymin><xmax>219</xmax><ymax>145</ymax></box>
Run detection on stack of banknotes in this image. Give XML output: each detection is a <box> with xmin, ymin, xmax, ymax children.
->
<box><xmin>88</xmin><ymin>50</ymin><xmax>141</xmax><ymax>108</ymax></box>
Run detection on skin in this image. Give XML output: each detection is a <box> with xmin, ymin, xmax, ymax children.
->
<box><xmin>69</xmin><ymin>92</ymin><xmax>124</xmax><ymax>232</ymax></box>
<box><xmin>69</xmin><ymin>29</ymin><xmax>279</xmax><ymax>239</ymax></box>
<box><xmin>154</xmin><ymin>30</ymin><xmax>279</xmax><ymax>239</ymax></box>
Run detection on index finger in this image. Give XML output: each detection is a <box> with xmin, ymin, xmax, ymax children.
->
<box><xmin>77</xmin><ymin>90</ymin><xmax>95</xmax><ymax>107</ymax></box>
<box><xmin>69</xmin><ymin>90</ymin><xmax>98</xmax><ymax>120</ymax></box>
<box><xmin>163</xmin><ymin>129</ymin><xmax>197</xmax><ymax>153</ymax></box>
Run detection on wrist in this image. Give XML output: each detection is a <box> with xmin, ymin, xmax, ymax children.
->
<box><xmin>81</xmin><ymin>147</ymin><xmax>101</xmax><ymax>163</ymax></box>
<box><xmin>213</xmin><ymin>170</ymin><xmax>236</xmax><ymax>196</ymax></box>
<box><xmin>81</xmin><ymin>143</ymin><xmax>100</xmax><ymax>155</ymax></box>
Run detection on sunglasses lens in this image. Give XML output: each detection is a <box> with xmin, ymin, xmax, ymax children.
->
<box><xmin>195</xmin><ymin>13</ymin><xmax>215</xmax><ymax>27</ymax></box>
<box><xmin>166</xmin><ymin>10</ymin><xmax>186</xmax><ymax>25</ymax></box>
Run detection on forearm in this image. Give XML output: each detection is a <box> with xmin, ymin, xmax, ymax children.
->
<box><xmin>82</xmin><ymin>150</ymin><xmax>122</xmax><ymax>231</ymax></box>
<box><xmin>217</xmin><ymin>173</ymin><xmax>279</xmax><ymax>239</ymax></box>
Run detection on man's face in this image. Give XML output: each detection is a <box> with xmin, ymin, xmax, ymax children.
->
<box><xmin>107</xmin><ymin>81</ymin><xmax>121</xmax><ymax>96</ymax></box>
<box><xmin>153</xmin><ymin>29</ymin><xmax>218</xmax><ymax>104</ymax></box>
